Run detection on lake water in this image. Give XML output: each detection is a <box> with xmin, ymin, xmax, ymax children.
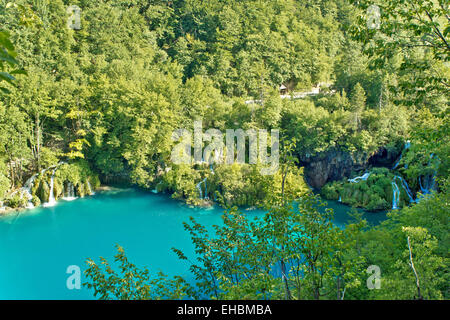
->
<box><xmin>0</xmin><ymin>188</ymin><xmax>386</xmax><ymax>299</ymax></box>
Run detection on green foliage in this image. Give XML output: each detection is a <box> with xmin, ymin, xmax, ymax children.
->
<box><xmin>350</xmin><ymin>0</ymin><xmax>449</xmax><ymax>107</ymax></box>
<box><xmin>158</xmin><ymin>162</ymin><xmax>308</xmax><ymax>208</ymax></box>
<box><xmin>0</xmin><ymin>0</ymin><xmax>448</xmax><ymax>301</ymax></box>
<box><xmin>0</xmin><ymin>28</ymin><xmax>22</xmax><ymax>94</ymax></box>
<box><xmin>84</xmin><ymin>244</ymin><xmax>190</xmax><ymax>300</ymax></box>
<box><xmin>4</xmin><ymin>192</ymin><xmax>27</xmax><ymax>208</ymax></box>
<box><xmin>322</xmin><ymin>167</ymin><xmax>401</xmax><ymax>211</ymax></box>
<box><xmin>0</xmin><ymin>171</ymin><xmax>10</xmax><ymax>200</ymax></box>
<box><xmin>84</xmin><ymin>182</ymin><xmax>449</xmax><ymax>300</ymax></box>
<box><xmin>85</xmin><ymin>193</ymin><xmax>368</xmax><ymax>300</ymax></box>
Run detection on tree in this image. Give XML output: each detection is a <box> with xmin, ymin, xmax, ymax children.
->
<box><xmin>84</xmin><ymin>244</ymin><xmax>190</xmax><ymax>300</ymax></box>
<box><xmin>349</xmin><ymin>82</ymin><xmax>366</xmax><ymax>130</ymax></box>
<box><xmin>0</xmin><ymin>30</ymin><xmax>19</xmax><ymax>94</ymax></box>
<box><xmin>350</xmin><ymin>0</ymin><xmax>449</xmax><ymax>105</ymax></box>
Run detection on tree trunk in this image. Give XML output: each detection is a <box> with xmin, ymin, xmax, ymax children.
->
<box><xmin>407</xmin><ymin>236</ymin><xmax>423</xmax><ymax>300</ymax></box>
<box><xmin>35</xmin><ymin>113</ymin><xmax>41</xmax><ymax>171</ymax></box>
<box><xmin>280</xmin><ymin>260</ymin><xmax>292</xmax><ymax>300</ymax></box>
<box><xmin>9</xmin><ymin>160</ymin><xmax>15</xmax><ymax>188</ymax></box>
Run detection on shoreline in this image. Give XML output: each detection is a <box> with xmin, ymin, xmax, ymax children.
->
<box><xmin>0</xmin><ymin>185</ymin><xmax>387</xmax><ymax>218</ymax></box>
<box><xmin>0</xmin><ymin>185</ymin><xmax>113</xmax><ymax>218</ymax></box>
<box><xmin>0</xmin><ymin>207</ymin><xmax>22</xmax><ymax>217</ymax></box>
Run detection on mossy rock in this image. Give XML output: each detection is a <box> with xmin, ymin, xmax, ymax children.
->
<box><xmin>84</xmin><ymin>181</ymin><xmax>92</xmax><ymax>195</ymax></box>
<box><xmin>36</xmin><ymin>180</ymin><xmax>50</xmax><ymax>203</ymax></box>
<box><xmin>321</xmin><ymin>167</ymin><xmax>416</xmax><ymax>211</ymax></box>
<box><xmin>90</xmin><ymin>175</ymin><xmax>101</xmax><ymax>190</ymax></box>
<box><xmin>75</xmin><ymin>183</ymin><xmax>85</xmax><ymax>197</ymax></box>
<box><xmin>32</xmin><ymin>195</ymin><xmax>41</xmax><ymax>207</ymax></box>
<box><xmin>53</xmin><ymin>178</ymin><xmax>64</xmax><ymax>200</ymax></box>
<box><xmin>321</xmin><ymin>183</ymin><xmax>339</xmax><ymax>200</ymax></box>
<box><xmin>5</xmin><ymin>194</ymin><xmax>27</xmax><ymax>208</ymax></box>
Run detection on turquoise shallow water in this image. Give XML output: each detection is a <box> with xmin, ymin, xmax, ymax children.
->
<box><xmin>0</xmin><ymin>189</ymin><xmax>386</xmax><ymax>299</ymax></box>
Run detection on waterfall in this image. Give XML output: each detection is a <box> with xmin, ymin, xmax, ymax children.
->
<box><xmin>419</xmin><ymin>175</ymin><xmax>436</xmax><ymax>196</ymax></box>
<box><xmin>392</xmin><ymin>156</ymin><xmax>402</xmax><ymax>170</ymax></box>
<box><xmin>391</xmin><ymin>180</ymin><xmax>400</xmax><ymax>210</ymax></box>
<box><xmin>87</xmin><ymin>181</ymin><xmax>94</xmax><ymax>195</ymax></box>
<box><xmin>418</xmin><ymin>153</ymin><xmax>438</xmax><ymax>198</ymax></box>
<box><xmin>43</xmin><ymin>168</ymin><xmax>57</xmax><ymax>207</ymax></box>
<box><xmin>392</xmin><ymin>140</ymin><xmax>411</xmax><ymax>170</ymax></box>
<box><xmin>20</xmin><ymin>173</ymin><xmax>38</xmax><ymax>209</ymax></box>
<box><xmin>338</xmin><ymin>196</ymin><xmax>342</xmax><ymax>202</ymax></box>
<box><xmin>348</xmin><ymin>172</ymin><xmax>371</xmax><ymax>183</ymax></box>
<box><xmin>62</xmin><ymin>182</ymin><xmax>77</xmax><ymax>201</ymax></box>
<box><xmin>196</xmin><ymin>178</ymin><xmax>208</xmax><ymax>200</ymax></box>
<box><xmin>394</xmin><ymin>176</ymin><xmax>416</xmax><ymax>203</ymax></box>
<box><xmin>391</xmin><ymin>176</ymin><xmax>417</xmax><ymax>209</ymax></box>
<box><xmin>196</xmin><ymin>181</ymin><xmax>202</xmax><ymax>199</ymax></box>
<box><xmin>397</xmin><ymin>176</ymin><xmax>415</xmax><ymax>203</ymax></box>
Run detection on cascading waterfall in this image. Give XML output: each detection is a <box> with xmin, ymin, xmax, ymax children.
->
<box><xmin>14</xmin><ymin>168</ymin><xmax>49</xmax><ymax>209</ymax></box>
<box><xmin>392</xmin><ymin>140</ymin><xmax>411</xmax><ymax>170</ymax></box>
<box><xmin>391</xmin><ymin>149</ymin><xmax>438</xmax><ymax>208</ymax></box>
<box><xmin>62</xmin><ymin>182</ymin><xmax>77</xmax><ymax>201</ymax></box>
<box><xmin>419</xmin><ymin>175</ymin><xmax>436</xmax><ymax>196</ymax></box>
<box><xmin>43</xmin><ymin>168</ymin><xmax>57</xmax><ymax>207</ymax></box>
<box><xmin>391</xmin><ymin>180</ymin><xmax>400</xmax><ymax>210</ymax></box>
<box><xmin>338</xmin><ymin>196</ymin><xmax>342</xmax><ymax>202</ymax></box>
<box><xmin>391</xmin><ymin>176</ymin><xmax>416</xmax><ymax>209</ymax></box>
<box><xmin>397</xmin><ymin>176</ymin><xmax>415</xmax><ymax>203</ymax></box>
<box><xmin>348</xmin><ymin>172</ymin><xmax>371</xmax><ymax>183</ymax></box>
<box><xmin>392</xmin><ymin>157</ymin><xmax>402</xmax><ymax>170</ymax></box>
<box><xmin>87</xmin><ymin>181</ymin><xmax>94</xmax><ymax>195</ymax></box>
<box><xmin>21</xmin><ymin>173</ymin><xmax>38</xmax><ymax>209</ymax></box>
<box><xmin>6</xmin><ymin>161</ymin><xmax>95</xmax><ymax>209</ymax></box>
<box><xmin>418</xmin><ymin>153</ymin><xmax>438</xmax><ymax>197</ymax></box>
<box><xmin>196</xmin><ymin>178</ymin><xmax>208</xmax><ymax>200</ymax></box>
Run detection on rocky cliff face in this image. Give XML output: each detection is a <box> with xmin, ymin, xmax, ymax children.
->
<box><xmin>299</xmin><ymin>147</ymin><xmax>401</xmax><ymax>189</ymax></box>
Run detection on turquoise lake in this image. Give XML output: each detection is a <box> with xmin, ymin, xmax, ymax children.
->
<box><xmin>0</xmin><ymin>188</ymin><xmax>386</xmax><ymax>299</ymax></box>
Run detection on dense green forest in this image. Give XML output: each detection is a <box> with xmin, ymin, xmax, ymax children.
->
<box><xmin>0</xmin><ymin>0</ymin><xmax>448</xmax><ymax>300</ymax></box>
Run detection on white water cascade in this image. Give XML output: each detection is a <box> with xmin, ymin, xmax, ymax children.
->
<box><xmin>348</xmin><ymin>172</ymin><xmax>371</xmax><ymax>183</ymax></box>
<box><xmin>419</xmin><ymin>174</ymin><xmax>436</xmax><ymax>198</ymax></box>
<box><xmin>21</xmin><ymin>173</ymin><xmax>39</xmax><ymax>209</ymax></box>
<box><xmin>87</xmin><ymin>181</ymin><xmax>94</xmax><ymax>195</ymax></box>
<box><xmin>397</xmin><ymin>176</ymin><xmax>415</xmax><ymax>203</ymax></box>
<box><xmin>392</xmin><ymin>140</ymin><xmax>411</xmax><ymax>170</ymax></box>
<box><xmin>43</xmin><ymin>168</ymin><xmax>57</xmax><ymax>207</ymax></box>
<box><xmin>418</xmin><ymin>153</ymin><xmax>438</xmax><ymax>198</ymax></box>
<box><xmin>391</xmin><ymin>180</ymin><xmax>400</xmax><ymax>210</ymax></box>
<box><xmin>62</xmin><ymin>182</ymin><xmax>77</xmax><ymax>201</ymax></box>
<box><xmin>391</xmin><ymin>175</ymin><xmax>417</xmax><ymax>209</ymax></box>
<box><xmin>196</xmin><ymin>178</ymin><xmax>208</xmax><ymax>200</ymax></box>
